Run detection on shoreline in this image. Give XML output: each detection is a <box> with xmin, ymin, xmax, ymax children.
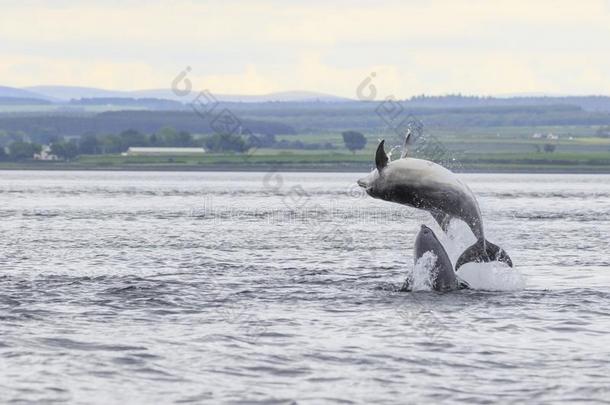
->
<box><xmin>2</xmin><ymin>162</ymin><xmax>610</xmax><ymax>174</ymax></box>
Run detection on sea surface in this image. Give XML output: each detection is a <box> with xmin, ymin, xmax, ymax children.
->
<box><xmin>0</xmin><ymin>170</ymin><xmax>609</xmax><ymax>404</ymax></box>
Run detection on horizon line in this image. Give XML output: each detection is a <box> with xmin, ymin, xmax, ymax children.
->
<box><xmin>5</xmin><ymin>84</ymin><xmax>610</xmax><ymax>100</ymax></box>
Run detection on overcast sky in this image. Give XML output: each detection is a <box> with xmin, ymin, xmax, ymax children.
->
<box><xmin>2</xmin><ymin>0</ymin><xmax>610</xmax><ymax>98</ymax></box>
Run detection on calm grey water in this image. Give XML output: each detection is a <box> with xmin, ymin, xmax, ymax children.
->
<box><xmin>1</xmin><ymin>170</ymin><xmax>609</xmax><ymax>404</ymax></box>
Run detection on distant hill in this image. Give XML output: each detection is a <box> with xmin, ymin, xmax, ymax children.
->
<box><xmin>116</xmin><ymin>89</ymin><xmax>348</xmax><ymax>102</ymax></box>
<box><xmin>69</xmin><ymin>97</ymin><xmax>184</xmax><ymax>109</ymax></box>
<box><xmin>197</xmin><ymin>90</ymin><xmax>348</xmax><ymax>103</ymax></box>
<box><xmin>6</xmin><ymin>84</ymin><xmax>610</xmax><ymax>113</ymax></box>
<box><xmin>0</xmin><ymin>97</ymin><xmax>52</xmax><ymax>105</ymax></box>
<box><xmin>26</xmin><ymin>86</ymin><xmax>128</xmax><ymax>100</ymax></box>
<box><xmin>16</xmin><ymin>85</ymin><xmax>610</xmax><ymax>111</ymax></box>
<box><xmin>0</xmin><ymin>86</ymin><xmax>54</xmax><ymax>101</ymax></box>
<box><xmin>24</xmin><ymin>86</ymin><xmax>349</xmax><ymax>103</ymax></box>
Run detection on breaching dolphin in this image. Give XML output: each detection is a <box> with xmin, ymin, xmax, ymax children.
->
<box><xmin>402</xmin><ymin>224</ymin><xmax>469</xmax><ymax>291</ymax></box>
<box><xmin>357</xmin><ymin>138</ymin><xmax>512</xmax><ymax>270</ymax></box>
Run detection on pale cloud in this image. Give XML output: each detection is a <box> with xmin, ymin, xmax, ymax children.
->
<box><xmin>1</xmin><ymin>0</ymin><xmax>610</xmax><ymax>97</ymax></box>
<box><xmin>0</xmin><ymin>54</ymin><xmax>163</xmax><ymax>90</ymax></box>
<box><xmin>197</xmin><ymin>65</ymin><xmax>278</xmax><ymax>95</ymax></box>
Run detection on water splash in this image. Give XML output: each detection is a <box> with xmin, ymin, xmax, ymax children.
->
<box><xmin>387</xmin><ymin>144</ymin><xmax>402</xmax><ymax>161</ymax></box>
<box><xmin>436</xmin><ymin>219</ymin><xmax>477</xmax><ymax>265</ymax></box>
<box><xmin>457</xmin><ymin>262</ymin><xmax>526</xmax><ymax>291</ymax></box>
<box><xmin>404</xmin><ymin>251</ymin><xmax>439</xmax><ymax>291</ymax></box>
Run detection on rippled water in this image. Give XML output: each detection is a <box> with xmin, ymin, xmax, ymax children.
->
<box><xmin>1</xmin><ymin>171</ymin><xmax>609</xmax><ymax>404</ymax></box>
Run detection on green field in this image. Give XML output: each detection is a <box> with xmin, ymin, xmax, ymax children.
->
<box><xmin>2</xmin><ymin>147</ymin><xmax>610</xmax><ymax>172</ymax></box>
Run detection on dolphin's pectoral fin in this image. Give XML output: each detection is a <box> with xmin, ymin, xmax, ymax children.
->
<box><xmin>455</xmin><ymin>239</ymin><xmax>513</xmax><ymax>270</ymax></box>
<box><xmin>431</xmin><ymin>211</ymin><xmax>451</xmax><ymax>233</ymax></box>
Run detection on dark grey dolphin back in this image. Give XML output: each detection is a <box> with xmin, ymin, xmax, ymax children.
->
<box><xmin>412</xmin><ymin>225</ymin><xmax>459</xmax><ymax>292</ymax></box>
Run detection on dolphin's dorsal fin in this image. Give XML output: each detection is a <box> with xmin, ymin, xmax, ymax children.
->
<box><xmin>400</xmin><ymin>130</ymin><xmax>412</xmax><ymax>159</ymax></box>
<box><xmin>375</xmin><ymin>140</ymin><xmax>388</xmax><ymax>171</ymax></box>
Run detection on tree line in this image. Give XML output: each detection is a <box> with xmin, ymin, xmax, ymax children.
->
<box><xmin>0</xmin><ymin>110</ymin><xmax>296</xmax><ymax>145</ymax></box>
<box><xmin>0</xmin><ymin>127</ymin><xmax>342</xmax><ymax>161</ymax></box>
<box><xmin>0</xmin><ymin>128</ymin><xmax>249</xmax><ymax>161</ymax></box>
<box><xmin>5</xmin><ymin>103</ymin><xmax>610</xmax><ymax>144</ymax></box>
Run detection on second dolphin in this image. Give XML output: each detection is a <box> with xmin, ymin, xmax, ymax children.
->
<box><xmin>402</xmin><ymin>225</ymin><xmax>469</xmax><ymax>292</ymax></box>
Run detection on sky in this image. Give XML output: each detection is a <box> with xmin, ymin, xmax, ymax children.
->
<box><xmin>1</xmin><ymin>0</ymin><xmax>610</xmax><ymax>98</ymax></box>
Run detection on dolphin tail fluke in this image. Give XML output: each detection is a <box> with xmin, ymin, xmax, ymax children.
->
<box><xmin>455</xmin><ymin>239</ymin><xmax>513</xmax><ymax>270</ymax></box>
<box><xmin>457</xmin><ymin>278</ymin><xmax>471</xmax><ymax>290</ymax></box>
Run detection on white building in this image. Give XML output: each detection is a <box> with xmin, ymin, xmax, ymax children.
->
<box><xmin>34</xmin><ymin>145</ymin><xmax>59</xmax><ymax>161</ymax></box>
<box><xmin>122</xmin><ymin>147</ymin><xmax>206</xmax><ymax>156</ymax></box>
